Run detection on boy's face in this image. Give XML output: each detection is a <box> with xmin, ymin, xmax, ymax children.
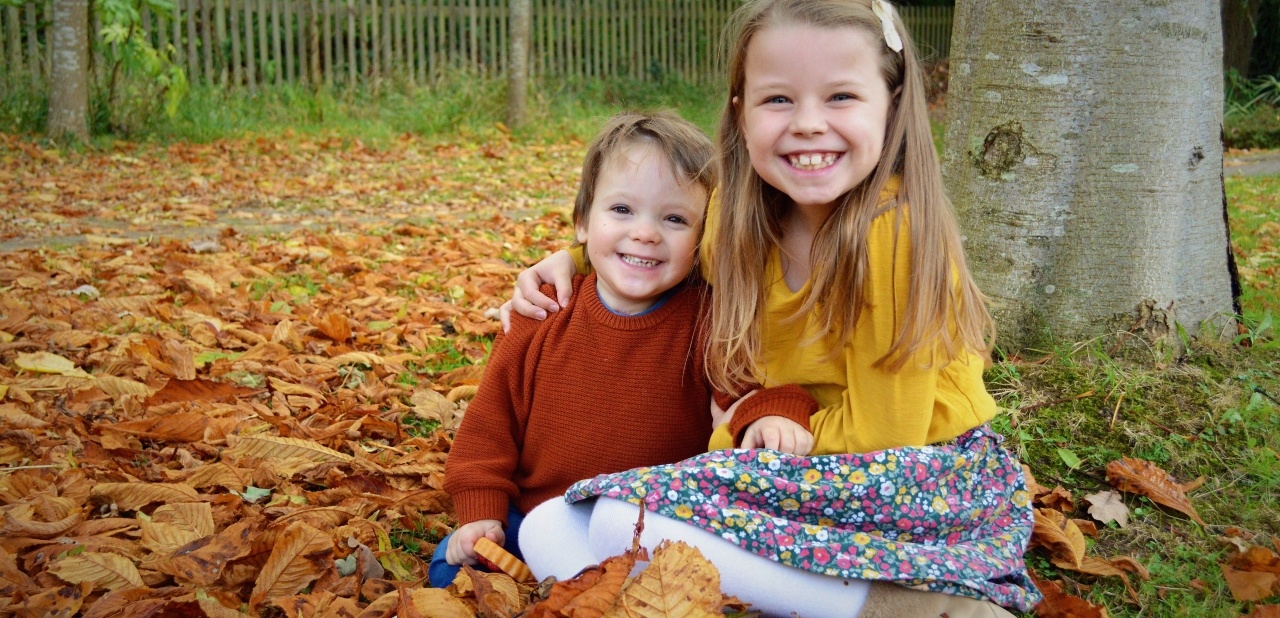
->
<box><xmin>576</xmin><ymin>141</ymin><xmax>706</xmax><ymax>315</ymax></box>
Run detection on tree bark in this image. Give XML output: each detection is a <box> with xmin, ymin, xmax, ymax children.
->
<box><xmin>506</xmin><ymin>0</ymin><xmax>530</xmax><ymax>129</ymax></box>
<box><xmin>943</xmin><ymin>1</ymin><xmax>1235</xmax><ymax>351</ymax></box>
<box><xmin>48</xmin><ymin>0</ymin><xmax>90</xmax><ymax>142</ymax></box>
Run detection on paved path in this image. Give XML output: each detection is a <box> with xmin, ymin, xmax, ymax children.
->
<box><xmin>1225</xmin><ymin>150</ymin><xmax>1280</xmax><ymax>177</ymax></box>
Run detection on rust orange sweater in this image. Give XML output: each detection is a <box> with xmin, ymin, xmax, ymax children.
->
<box><xmin>445</xmin><ymin>273</ymin><xmax>816</xmax><ymax>526</ymax></box>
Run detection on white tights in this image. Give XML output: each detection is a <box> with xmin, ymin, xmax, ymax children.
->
<box><xmin>519</xmin><ymin>497</ymin><xmax>871</xmax><ymax>618</ymax></box>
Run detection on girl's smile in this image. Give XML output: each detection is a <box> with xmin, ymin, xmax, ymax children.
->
<box><xmin>738</xmin><ymin>22</ymin><xmax>892</xmax><ymax>216</ymax></box>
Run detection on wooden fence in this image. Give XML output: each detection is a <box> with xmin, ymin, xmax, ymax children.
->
<box><xmin>1</xmin><ymin>1</ymin><xmax>952</xmax><ymax>88</ymax></box>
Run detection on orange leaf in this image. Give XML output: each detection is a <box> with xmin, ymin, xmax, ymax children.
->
<box><xmin>100</xmin><ymin>412</ymin><xmax>210</xmax><ymax>443</ymax></box>
<box><xmin>1030</xmin><ymin>508</ymin><xmax>1087</xmax><ymax>570</ymax></box>
<box><xmin>249</xmin><ymin>521</ymin><xmax>335</xmax><ymax>609</ymax></box>
<box><xmin>142</xmin><ymin>378</ymin><xmax>264</xmax><ymax>407</ymax></box>
<box><xmin>313</xmin><ymin>311</ymin><xmax>352</xmax><ymax>343</ymax></box>
<box><xmin>1247</xmin><ymin>605</ymin><xmax>1280</xmax><ymax>618</ymax></box>
<box><xmin>1223</xmin><ymin>564</ymin><xmax>1278</xmax><ymax>602</ymax></box>
<box><xmin>1030</xmin><ymin>573</ymin><xmax>1110</xmax><ymax>618</ymax></box>
<box><xmin>1104</xmin><ymin>457</ymin><xmax>1205</xmax><ymax>525</ymax></box>
<box><xmin>604</xmin><ymin>540</ymin><xmax>724</xmax><ymax>618</ymax></box>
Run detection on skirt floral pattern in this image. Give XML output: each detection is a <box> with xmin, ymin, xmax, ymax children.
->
<box><xmin>565</xmin><ymin>424</ymin><xmax>1042</xmax><ymax>612</ymax></box>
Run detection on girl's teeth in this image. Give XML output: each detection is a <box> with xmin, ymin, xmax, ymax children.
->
<box><xmin>789</xmin><ymin>153</ymin><xmax>838</xmax><ymax>170</ymax></box>
<box><xmin>622</xmin><ymin>255</ymin><xmax>658</xmax><ymax>267</ymax></box>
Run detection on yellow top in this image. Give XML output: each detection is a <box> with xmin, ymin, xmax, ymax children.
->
<box><xmin>571</xmin><ymin>181</ymin><xmax>997</xmax><ymax>455</ymax></box>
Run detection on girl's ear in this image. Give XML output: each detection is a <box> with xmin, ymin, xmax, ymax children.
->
<box><xmin>732</xmin><ymin>96</ymin><xmax>741</xmax><ymax>108</ymax></box>
<box><xmin>575</xmin><ymin>223</ymin><xmax>588</xmax><ymax>245</ymax></box>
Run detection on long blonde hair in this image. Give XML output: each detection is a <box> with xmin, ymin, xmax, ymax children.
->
<box><xmin>708</xmin><ymin>0</ymin><xmax>993</xmax><ymax>394</ymax></box>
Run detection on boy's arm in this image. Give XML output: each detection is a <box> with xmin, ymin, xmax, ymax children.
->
<box><xmin>443</xmin><ymin>322</ymin><xmax>537</xmax><ymax>527</ymax></box>
<box><xmin>724</xmin><ymin>384</ymin><xmax>817</xmax><ymax>447</ymax></box>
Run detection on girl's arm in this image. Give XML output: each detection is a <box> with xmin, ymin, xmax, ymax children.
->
<box><xmin>500</xmin><ymin>249</ymin><xmax>580</xmax><ymax>331</ymax></box>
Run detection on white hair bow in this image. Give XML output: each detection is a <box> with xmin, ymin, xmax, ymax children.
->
<box><xmin>872</xmin><ymin>0</ymin><xmax>904</xmax><ymax>53</ymax></box>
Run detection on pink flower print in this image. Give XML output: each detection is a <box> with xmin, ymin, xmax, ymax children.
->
<box><xmin>813</xmin><ymin>546</ymin><xmax>832</xmax><ymax>565</ymax></box>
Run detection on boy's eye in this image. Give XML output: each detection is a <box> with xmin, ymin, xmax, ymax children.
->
<box><xmin>610</xmin><ymin>205</ymin><xmax>631</xmax><ymax>214</ymax></box>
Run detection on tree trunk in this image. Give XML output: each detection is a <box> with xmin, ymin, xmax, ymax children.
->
<box><xmin>943</xmin><ymin>1</ymin><xmax>1235</xmax><ymax>351</ymax></box>
<box><xmin>1222</xmin><ymin>0</ymin><xmax>1261</xmax><ymax>76</ymax></box>
<box><xmin>48</xmin><ymin>0</ymin><xmax>90</xmax><ymax>142</ymax></box>
<box><xmin>506</xmin><ymin>0</ymin><xmax>530</xmax><ymax>129</ymax></box>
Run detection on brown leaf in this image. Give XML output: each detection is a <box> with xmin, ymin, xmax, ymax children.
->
<box><xmin>1083</xmin><ymin>490</ymin><xmax>1128</xmax><ymax>528</ymax></box>
<box><xmin>313</xmin><ymin>311</ymin><xmax>352</xmax><ymax>343</ymax></box>
<box><xmin>603</xmin><ymin>541</ymin><xmax>724</xmax><ymax>618</ymax></box>
<box><xmin>1030</xmin><ymin>573</ymin><xmax>1110</xmax><ymax>618</ymax></box>
<box><xmin>158</xmin><ymin>517</ymin><xmax>262</xmax><ymax>586</ymax></box>
<box><xmin>1105</xmin><ymin>457</ymin><xmax>1205</xmax><ymax>525</ymax></box>
<box><xmin>1030</xmin><ymin>508</ymin><xmax>1087</xmax><ymax>570</ymax></box>
<box><xmin>12</xmin><ymin>581</ymin><xmax>92</xmax><ymax>618</ymax></box>
<box><xmin>101</xmin><ymin>412</ymin><xmax>211</xmax><ymax>443</ymax></box>
<box><xmin>463</xmin><ymin>564</ymin><xmax>526</xmax><ymax>617</ymax></box>
<box><xmin>357</xmin><ymin>587</ymin><xmax>472</xmax><ymax>618</ymax></box>
<box><xmin>47</xmin><ymin>551</ymin><xmax>146</xmax><ymax>591</ymax></box>
<box><xmin>92</xmin><ymin>483</ymin><xmax>201</xmax><ymax>511</ymax></box>
<box><xmin>1223</xmin><ymin>564</ymin><xmax>1278</xmax><ymax>602</ymax></box>
<box><xmin>142</xmin><ymin>378</ymin><xmax>264</xmax><ymax>407</ymax></box>
<box><xmin>1247</xmin><ymin>605</ymin><xmax>1280</xmax><ymax>618</ymax></box>
<box><xmin>249</xmin><ymin>521</ymin><xmax>335</xmax><ymax>609</ymax></box>
<box><xmin>224</xmin><ymin>434</ymin><xmax>352</xmax><ymax>463</ymax></box>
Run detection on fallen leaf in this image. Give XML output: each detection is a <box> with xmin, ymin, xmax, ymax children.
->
<box><xmin>1223</xmin><ymin>564</ymin><xmax>1278</xmax><ymax>602</ymax></box>
<box><xmin>604</xmin><ymin>540</ymin><xmax>724</xmax><ymax>618</ymax></box>
<box><xmin>250</xmin><ymin>521</ymin><xmax>335</xmax><ymax>609</ymax></box>
<box><xmin>1105</xmin><ymin>457</ymin><xmax>1205</xmax><ymax>525</ymax></box>
<box><xmin>47</xmin><ymin>552</ymin><xmax>146</xmax><ymax>591</ymax></box>
<box><xmin>1084</xmin><ymin>490</ymin><xmax>1129</xmax><ymax>528</ymax></box>
<box><xmin>1031</xmin><ymin>508</ymin><xmax>1087</xmax><ymax>570</ymax></box>
<box><xmin>13</xmin><ymin>351</ymin><xmax>90</xmax><ymax>377</ymax></box>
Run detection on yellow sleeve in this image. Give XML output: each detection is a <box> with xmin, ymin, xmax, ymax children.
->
<box><xmin>797</xmin><ymin>209</ymin><xmax>996</xmax><ymax>454</ymax></box>
<box><xmin>568</xmin><ymin>245</ymin><xmax>588</xmax><ymax>273</ymax></box>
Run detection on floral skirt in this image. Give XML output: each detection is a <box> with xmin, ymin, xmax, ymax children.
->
<box><xmin>566</xmin><ymin>424</ymin><xmax>1042</xmax><ymax>612</ymax></box>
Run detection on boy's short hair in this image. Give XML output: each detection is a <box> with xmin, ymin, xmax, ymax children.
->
<box><xmin>571</xmin><ymin>111</ymin><xmax>716</xmax><ymax>234</ymax></box>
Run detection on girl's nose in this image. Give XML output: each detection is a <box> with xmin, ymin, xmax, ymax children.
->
<box><xmin>790</xmin><ymin>101</ymin><xmax>827</xmax><ymax>135</ymax></box>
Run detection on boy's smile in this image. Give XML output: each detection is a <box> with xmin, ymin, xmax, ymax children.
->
<box><xmin>738</xmin><ymin>23</ymin><xmax>892</xmax><ymax>217</ymax></box>
<box><xmin>577</xmin><ymin>141</ymin><xmax>706</xmax><ymax>315</ymax></box>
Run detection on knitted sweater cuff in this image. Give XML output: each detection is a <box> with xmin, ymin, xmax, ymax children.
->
<box><xmin>729</xmin><ymin>384</ymin><xmax>817</xmax><ymax>447</ymax></box>
<box><xmin>451</xmin><ymin>489</ymin><xmax>512</xmax><ymax>527</ymax></box>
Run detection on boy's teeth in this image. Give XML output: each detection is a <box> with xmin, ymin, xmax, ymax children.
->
<box><xmin>622</xmin><ymin>255</ymin><xmax>658</xmax><ymax>267</ymax></box>
<box><xmin>789</xmin><ymin>153</ymin><xmax>837</xmax><ymax>170</ymax></box>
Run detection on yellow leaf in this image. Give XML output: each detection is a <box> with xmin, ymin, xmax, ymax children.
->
<box><xmin>151</xmin><ymin>502</ymin><xmax>216</xmax><ymax>538</ymax></box>
<box><xmin>249</xmin><ymin>521</ymin><xmax>334</xmax><ymax>609</ymax></box>
<box><xmin>48</xmin><ymin>552</ymin><xmax>145</xmax><ymax>591</ymax></box>
<box><xmin>91</xmin><ymin>483</ymin><xmax>202</xmax><ymax>511</ymax></box>
<box><xmin>224</xmin><ymin>435</ymin><xmax>352</xmax><ymax>463</ymax></box>
<box><xmin>1031</xmin><ymin>508</ymin><xmax>1087</xmax><ymax>570</ymax></box>
<box><xmin>94</xmin><ymin>375</ymin><xmax>156</xmax><ymax>398</ymax></box>
<box><xmin>13</xmin><ymin>352</ymin><xmax>90</xmax><ymax>377</ymax></box>
<box><xmin>604</xmin><ymin>541</ymin><xmax>724</xmax><ymax>618</ymax></box>
<box><xmin>139</xmin><ymin>519</ymin><xmax>205</xmax><ymax>555</ymax></box>
<box><xmin>362</xmin><ymin>587</ymin><xmax>473</xmax><ymax>618</ymax></box>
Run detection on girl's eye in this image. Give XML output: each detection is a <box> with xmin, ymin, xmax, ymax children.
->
<box><xmin>832</xmin><ymin>93</ymin><xmax>856</xmax><ymax>102</ymax></box>
<box><xmin>665</xmin><ymin>215</ymin><xmax>689</xmax><ymax>225</ymax></box>
<box><xmin>610</xmin><ymin>205</ymin><xmax>631</xmax><ymax>214</ymax></box>
<box><xmin>765</xmin><ymin>95</ymin><xmax>790</xmax><ymax>105</ymax></box>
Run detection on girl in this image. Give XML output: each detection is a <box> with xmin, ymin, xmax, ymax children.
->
<box><xmin>511</xmin><ymin>1</ymin><xmax>1040</xmax><ymax>616</ymax></box>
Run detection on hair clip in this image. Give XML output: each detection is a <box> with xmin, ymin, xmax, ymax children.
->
<box><xmin>872</xmin><ymin>0</ymin><xmax>903</xmax><ymax>53</ymax></box>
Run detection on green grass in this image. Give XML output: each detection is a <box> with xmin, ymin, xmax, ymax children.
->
<box><xmin>985</xmin><ymin>174</ymin><xmax>1280</xmax><ymax>616</ymax></box>
<box><xmin>2</xmin><ymin>73</ymin><xmax>723</xmax><ymax>147</ymax></box>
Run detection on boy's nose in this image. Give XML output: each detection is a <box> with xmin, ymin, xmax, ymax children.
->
<box><xmin>630</xmin><ymin>221</ymin><xmax>661</xmax><ymax>243</ymax></box>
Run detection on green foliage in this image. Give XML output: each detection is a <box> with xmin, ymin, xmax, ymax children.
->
<box><xmin>1224</xmin><ymin>69</ymin><xmax>1280</xmax><ymax>149</ymax></box>
<box><xmin>1224</xmin><ymin>176</ymin><xmax>1280</xmax><ymax>324</ymax></box>
<box><xmin>95</xmin><ymin>0</ymin><xmax>189</xmax><ymax>135</ymax></box>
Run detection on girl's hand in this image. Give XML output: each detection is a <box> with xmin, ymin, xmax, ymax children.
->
<box><xmin>741</xmin><ymin>416</ymin><xmax>814</xmax><ymax>456</ymax></box>
<box><xmin>712</xmin><ymin>390</ymin><xmax>758</xmax><ymax>429</ymax></box>
<box><xmin>499</xmin><ymin>250</ymin><xmax>578</xmax><ymax>332</ymax></box>
<box><xmin>445</xmin><ymin>519</ymin><xmax>505</xmax><ymax>566</ymax></box>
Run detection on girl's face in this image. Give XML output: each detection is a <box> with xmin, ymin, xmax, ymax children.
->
<box><xmin>737</xmin><ymin>22</ymin><xmax>892</xmax><ymax>215</ymax></box>
<box><xmin>576</xmin><ymin>142</ymin><xmax>706</xmax><ymax>315</ymax></box>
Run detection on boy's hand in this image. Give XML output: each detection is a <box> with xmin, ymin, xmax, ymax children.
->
<box><xmin>741</xmin><ymin>416</ymin><xmax>814</xmax><ymax>456</ymax></box>
<box><xmin>500</xmin><ymin>250</ymin><xmax>577</xmax><ymax>332</ymax></box>
<box><xmin>445</xmin><ymin>520</ymin><xmax>505</xmax><ymax>566</ymax></box>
